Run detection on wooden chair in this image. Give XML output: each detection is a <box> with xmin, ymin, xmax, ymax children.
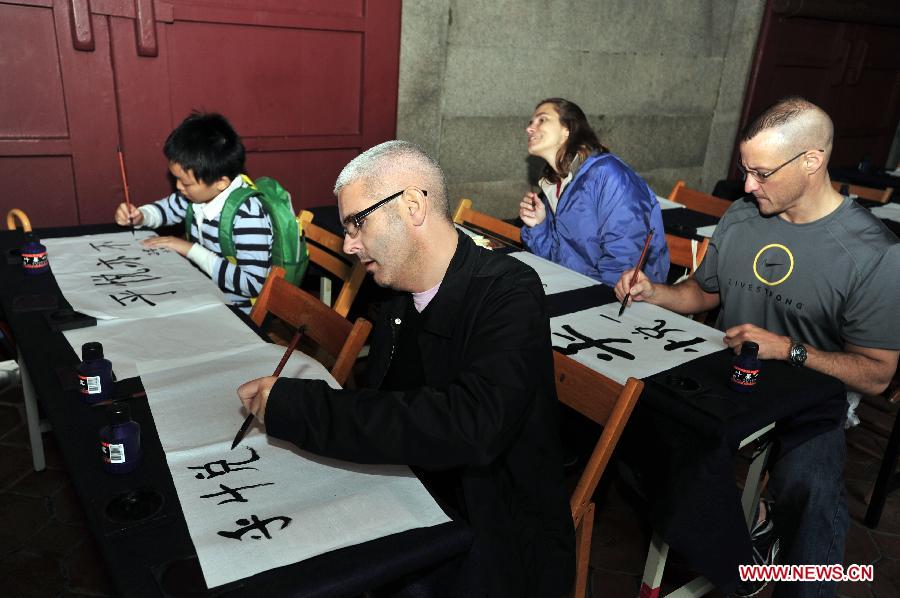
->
<box><xmin>831</xmin><ymin>180</ymin><xmax>893</xmax><ymax>204</ymax></box>
<box><xmin>297</xmin><ymin>210</ymin><xmax>366</xmax><ymax>318</ymax></box>
<box><xmin>6</xmin><ymin>208</ymin><xmax>31</xmax><ymax>231</ymax></box>
<box><xmin>453</xmin><ymin>198</ymin><xmax>522</xmax><ymax>247</ymax></box>
<box><xmin>553</xmin><ymin>352</ymin><xmax>643</xmax><ymax>598</ymax></box>
<box><xmin>668</xmin><ymin>180</ymin><xmax>731</xmax><ymax>218</ymax></box>
<box><xmin>665</xmin><ymin>234</ymin><xmax>709</xmax><ymax>276</ymax></box>
<box><xmin>847</xmin><ymin>371</ymin><xmax>900</xmax><ymax>528</ymax></box>
<box><xmin>250</xmin><ymin>266</ymin><xmax>372</xmax><ymax>386</ymax></box>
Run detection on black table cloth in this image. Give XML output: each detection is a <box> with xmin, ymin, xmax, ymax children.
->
<box><xmin>0</xmin><ymin>225</ymin><xmax>472</xmax><ymax>598</ymax></box>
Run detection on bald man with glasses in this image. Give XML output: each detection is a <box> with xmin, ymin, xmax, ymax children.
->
<box><xmin>238</xmin><ymin>140</ymin><xmax>575</xmax><ymax>597</ymax></box>
<box><xmin>616</xmin><ymin>97</ymin><xmax>899</xmax><ymax>597</ymax></box>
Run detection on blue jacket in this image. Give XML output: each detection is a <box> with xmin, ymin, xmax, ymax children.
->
<box><xmin>521</xmin><ymin>153</ymin><xmax>669</xmax><ymax>286</ymax></box>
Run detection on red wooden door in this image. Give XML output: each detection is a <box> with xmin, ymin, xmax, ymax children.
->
<box><xmin>0</xmin><ymin>0</ymin><xmax>122</xmax><ymax>226</ymax></box>
<box><xmin>0</xmin><ymin>0</ymin><xmax>400</xmax><ymax>227</ymax></box>
<box><xmin>736</xmin><ymin>2</ymin><xmax>900</xmax><ymax>174</ymax></box>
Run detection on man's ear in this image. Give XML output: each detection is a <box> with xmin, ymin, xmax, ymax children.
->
<box><xmin>405</xmin><ymin>188</ymin><xmax>428</xmax><ymax>227</ymax></box>
<box><xmin>803</xmin><ymin>150</ymin><xmax>825</xmax><ymax>175</ymax></box>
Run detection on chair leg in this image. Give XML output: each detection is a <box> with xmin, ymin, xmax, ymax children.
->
<box><xmin>18</xmin><ymin>348</ymin><xmax>46</xmax><ymax>471</ymax></box>
<box><xmin>640</xmin><ymin>532</ymin><xmax>669</xmax><ymax>598</ymax></box>
<box><xmin>865</xmin><ymin>407</ymin><xmax>900</xmax><ymax>528</ymax></box>
<box><xmin>573</xmin><ymin>502</ymin><xmax>595</xmax><ymax>598</ymax></box>
<box><xmin>741</xmin><ymin>441</ymin><xmax>772</xmax><ymax>530</ymax></box>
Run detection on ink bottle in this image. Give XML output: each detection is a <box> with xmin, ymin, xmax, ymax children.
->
<box><xmin>20</xmin><ymin>233</ymin><xmax>49</xmax><ymax>275</ymax></box>
<box><xmin>729</xmin><ymin>341</ymin><xmax>761</xmax><ymax>393</ymax></box>
<box><xmin>99</xmin><ymin>402</ymin><xmax>142</xmax><ymax>474</ymax></box>
<box><xmin>78</xmin><ymin>342</ymin><xmax>114</xmax><ymax>404</ymax></box>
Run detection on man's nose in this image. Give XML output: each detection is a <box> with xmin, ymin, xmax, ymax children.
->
<box><xmin>343</xmin><ymin>233</ymin><xmax>360</xmax><ymax>255</ymax></box>
<box><xmin>744</xmin><ymin>175</ymin><xmax>759</xmax><ymax>194</ymax></box>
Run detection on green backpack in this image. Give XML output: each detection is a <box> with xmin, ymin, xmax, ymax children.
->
<box><xmin>185</xmin><ymin>175</ymin><xmax>309</xmax><ymax>287</ymax></box>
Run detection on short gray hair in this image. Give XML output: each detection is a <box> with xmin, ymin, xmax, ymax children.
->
<box><xmin>333</xmin><ymin>140</ymin><xmax>450</xmax><ymax>220</ymax></box>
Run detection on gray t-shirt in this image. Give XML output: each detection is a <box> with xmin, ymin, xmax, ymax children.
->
<box><xmin>694</xmin><ymin>197</ymin><xmax>899</xmax><ymax>353</ymax></box>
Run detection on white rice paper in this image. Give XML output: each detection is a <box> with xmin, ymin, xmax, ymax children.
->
<box><xmin>549</xmin><ymin>301</ymin><xmax>725</xmax><ymax>384</ymax></box>
<box><xmin>43</xmin><ymin>231</ymin><xmax>226</xmax><ymax>319</ymax></box>
<box><xmin>140</xmin><ymin>346</ymin><xmax>450</xmax><ymax>588</ymax></box>
<box><xmin>509</xmin><ymin>251</ymin><xmax>598</xmax><ymax>295</ymax></box>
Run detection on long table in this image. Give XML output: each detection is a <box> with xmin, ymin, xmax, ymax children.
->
<box><xmin>0</xmin><ymin>224</ymin><xmax>472</xmax><ymax>598</ymax></box>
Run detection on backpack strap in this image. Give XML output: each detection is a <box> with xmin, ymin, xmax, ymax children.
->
<box><xmin>218</xmin><ymin>182</ymin><xmax>259</xmax><ymax>265</ymax></box>
<box><xmin>184</xmin><ymin>202</ymin><xmax>194</xmax><ymax>241</ymax></box>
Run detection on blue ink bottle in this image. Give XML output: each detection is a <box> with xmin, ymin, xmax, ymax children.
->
<box><xmin>730</xmin><ymin>341</ymin><xmax>761</xmax><ymax>393</ymax></box>
<box><xmin>100</xmin><ymin>402</ymin><xmax>142</xmax><ymax>474</ymax></box>
<box><xmin>78</xmin><ymin>342</ymin><xmax>114</xmax><ymax>404</ymax></box>
<box><xmin>21</xmin><ymin>233</ymin><xmax>49</xmax><ymax>276</ymax></box>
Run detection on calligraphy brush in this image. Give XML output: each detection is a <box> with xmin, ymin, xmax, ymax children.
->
<box><xmin>618</xmin><ymin>229</ymin><xmax>655</xmax><ymax>316</ymax></box>
<box><xmin>116</xmin><ymin>146</ymin><xmax>136</xmax><ymax>237</ymax></box>
<box><xmin>231</xmin><ymin>326</ymin><xmax>305</xmax><ymax>450</ymax></box>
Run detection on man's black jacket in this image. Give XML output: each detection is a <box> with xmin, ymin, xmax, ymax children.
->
<box><xmin>266</xmin><ymin>232</ymin><xmax>575</xmax><ymax>596</ymax></box>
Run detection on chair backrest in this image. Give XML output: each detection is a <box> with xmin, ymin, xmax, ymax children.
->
<box><xmin>553</xmin><ymin>352</ymin><xmax>642</xmax><ymax>598</ymax></box>
<box><xmin>250</xmin><ymin>266</ymin><xmax>372</xmax><ymax>385</ymax></box>
<box><xmin>553</xmin><ymin>352</ymin><xmax>643</xmax><ymax>522</ymax></box>
<box><xmin>6</xmin><ymin>209</ymin><xmax>31</xmax><ymax>232</ymax></box>
<box><xmin>665</xmin><ymin>234</ymin><xmax>710</xmax><ymax>276</ymax></box>
<box><xmin>453</xmin><ymin>198</ymin><xmax>522</xmax><ymax>247</ymax></box>
<box><xmin>668</xmin><ymin>180</ymin><xmax>731</xmax><ymax>218</ymax></box>
<box><xmin>831</xmin><ymin>180</ymin><xmax>893</xmax><ymax>204</ymax></box>
<box><xmin>297</xmin><ymin>210</ymin><xmax>366</xmax><ymax>318</ymax></box>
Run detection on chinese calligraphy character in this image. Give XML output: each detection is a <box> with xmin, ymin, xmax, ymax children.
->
<box><xmin>90</xmin><ymin>268</ymin><xmax>161</xmax><ymax>287</ymax></box>
<box><xmin>96</xmin><ymin>255</ymin><xmax>144</xmax><ymax>270</ymax></box>
<box><xmin>89</xmin><ymin>241</ymin><xmax>131</xmax><ymax>252</ymax></box>
<box><xmin>553</xmin><ymin>325</ymin><xmax>635</xmax><ymax>361</ymax></box>
<box><xmin>632</xmin><ymin>319</ymin><xmax>684</xmax><ymax>340</ymax></box>
<box><xmin>109</xmin><ymin>289</ymin><xmax>177</xmax><ymax>307</ymax></box>
<box><xmin>217</xmin><ymin>515</ymin><xmax>292</xmax><ymax>541</ymax></box>
<box><xmin>200</xmin><ymin>482</ymin><xmax>275</xmax><ymax>505</ymax></box>
<box><xmin>141</xmin><ymin>247</ymin><xmax>169</xmax><ymax>256</ymax></box>
<box><xmin>663</xmin><ymin>337</ymin><xmax>705</xmax><ymax>352</ymax></box>
<box><xmin>188</xmin><ymin>447</ymin><xmax>261</xmax><ymax>480</ymax></box>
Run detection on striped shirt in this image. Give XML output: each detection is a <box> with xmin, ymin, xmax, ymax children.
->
<box><xmin>145</xmin><ymin>185</ymin><xmax>273</xmax><ymax>309</ymax></box>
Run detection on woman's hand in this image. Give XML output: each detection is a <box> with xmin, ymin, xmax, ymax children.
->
<box><xmin>519</xmin><ymin>191</ymin><xmax>546</xmax><ymax>227</ymax></box>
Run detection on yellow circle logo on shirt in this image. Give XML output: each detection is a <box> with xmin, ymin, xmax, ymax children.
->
<box><xmin>753</xmin><ymin>244</ymin><xmax>794</xmax><ymax>286</ymax></box>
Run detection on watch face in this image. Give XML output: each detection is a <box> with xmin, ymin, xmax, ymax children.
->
<box><xmin>791</xmin><ymin>343</ymin><xmax>807</xmax><ymax>365</ymax></box>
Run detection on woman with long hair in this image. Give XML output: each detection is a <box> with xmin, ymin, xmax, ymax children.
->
<box><xmin>520</xmin><ymin>98</ymin><xmax>669</xmax><ymax>286</ymax></box>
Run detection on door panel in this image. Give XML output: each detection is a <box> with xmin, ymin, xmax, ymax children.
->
<box><xmin>110</xmin><ymin>0</ymin><xmax>399</xmax><ymax>217</ymax></box>
<box><xmin>246</xmin><ymin>148</ymin><xmax>360</xmax><ymax>207</ymax></box>
<box><xmin>0</xmin><ymin>0</ymin><xmax>400</xmax><ymax>226</ymax></box>
<box><xmin>0</xmin><ymin>0</ymin><xmax>118</xmax><ymax>227</ymax></box>
<box><xmin>738</xmin><ymin>5</ymin><xmax>900</xmax><ymax>172</ymax></box>
<box><xmin>0</xmin><ymin>156</ymin><xmax>80</xmax><ymax>225</ymax></box>
<box><xmin>165</xmin><ymin>25</ymin><xmax>363</xmax><ymax>136</ymax></box>
<box><xmin>0</xmin><ymin>3</ymin><xmax>68</xmax><ymax>138</ymax></box>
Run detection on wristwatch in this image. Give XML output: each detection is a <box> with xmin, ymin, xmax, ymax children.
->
<box><xmin>788</xmin><ymin>339</ymin><xmax>807</xmax><ymax>367</ymax></box>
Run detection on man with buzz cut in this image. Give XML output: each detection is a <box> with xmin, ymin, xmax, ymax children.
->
<box><xmin>616</xmin><ymin>97</ymin><xmax>899</xmax><ymax>597</ymax></box>
<box><xmin>237</xmin><ymin>140</ymin><xmax>574</xmax><ymax>597</ymax></box>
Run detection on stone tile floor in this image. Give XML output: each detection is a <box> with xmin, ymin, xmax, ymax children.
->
<box><xmin>2</xmin><ymin>376</ymin><xmax>899</xmax><ymax>597</ymax></box>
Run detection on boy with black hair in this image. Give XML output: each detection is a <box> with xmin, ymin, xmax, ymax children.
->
<box><xmin>114</xmin><ymin>112</ymin><xmax>273</xmax><ymax>310</ymax></box>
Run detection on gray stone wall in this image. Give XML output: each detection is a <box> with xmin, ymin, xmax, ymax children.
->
<box><xmin>397</xmin><ymin>0</ymin><xmax>765</xmax><ymax>218</ymax></box>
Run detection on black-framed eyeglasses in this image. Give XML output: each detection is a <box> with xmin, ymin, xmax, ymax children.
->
<box><xmin>738</xmin><ymin>149</ymin><xmax>823</xmax><ymax>183</ymax></box>
<box><xmin>341</xmin><ymin>189</ymin><xmax>428</xmax><ymax>238</ymax></box>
